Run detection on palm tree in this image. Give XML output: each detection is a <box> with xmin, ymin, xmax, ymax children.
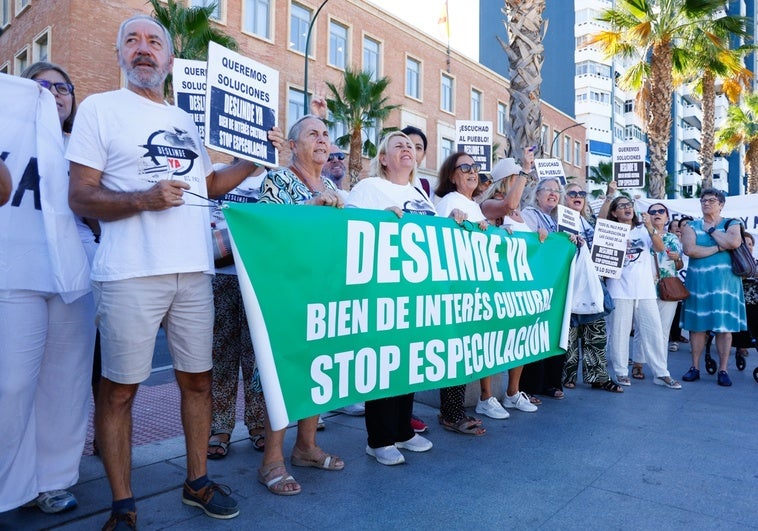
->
<box><xmin>499</xmin><ymin>0</ymin><xmax>545</xmax><ymax>159</ymax></box>
<box><xmin>716</xmin><ymin>93</ymin><xmax>758</xmax><ymax>193</ymax></box>
<box><xmin>586</xmin><ymin>161</ymin><xmax>614</xmax><ymax>200</ymax></box>
<box><xmin>685</xmin><ymin>24</ymin><xmax>751</xmax><ymax>189</ymax></box>
<box><xmin>325</xmin><ymin>67</ymin><xmax>399</xmax><ymax>189</ymax></box>
<box><xmin>592</xmin><ymin>0</ymin><xmax>744</xmax><ymax>199</ymax></box>
<box><xmin>148</xmin><ymin>0</ymin><xmax>238</xmax><ymax>97</ymax></box>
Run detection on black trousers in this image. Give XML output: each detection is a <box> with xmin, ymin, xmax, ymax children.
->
<box><xmin>365</xmin><ymin>393</ymin><xmax>415</xmax><ymax>448</ymax></box>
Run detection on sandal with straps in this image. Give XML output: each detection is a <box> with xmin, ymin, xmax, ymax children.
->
<box><xmin>592</xmin><ymin>380</ymin><xmax>624</xmax><ymax>393</ymax></box>
<box><xmin>257</xmin><ymin>461</ymin><xmax>301</xmax><ymax>496</ymax></box>
<box><xmin>632</xmin><ymin>364</ymin><xmax>645</xmax><ymax>380</ymax></box>
<box><xmin>291</xmin><ymin>447</ymin><xmax>344</xmax><ymax>470</ymax></box>
<box><xmin>207</xmin><ymin>432</ymin><xmax>231</xmax><ymax>460</ymax></box>
<box><xmin>438</xmin><ymin>415</ymin><xmax>486</xmax><ymax>436</ymax></box>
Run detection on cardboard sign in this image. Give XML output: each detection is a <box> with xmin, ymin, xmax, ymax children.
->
<box><xmin>173</xmin><ymin>59</ymin><xmax>208</xmax><ymax>140</ymax></box>
<box><xmin>204</xmin><ymin>42</ymin><xmax>279</xmax><ymax>166</ymax></box>
<box><xmin>613</xmin><ymin>142</ymin><xmax>646</xmax><ymax>189</ymax></box>
<box><xmin>533</xmin><ymin>158</ymin><xmax>566</xmax><ymax>185</ymax></box>
<box><xmin>455</xmin><ymin>120</ymin><xmax>492</xmax><ymax>173</ymax></box>
<box><xmin>556</xmin><ymin>204</ymin><xmax>581</xmax><ymax>235</ymax></box>
<box><xmin>590</xmin><ymin>218</ymin><xmax>630</xmax><ymax>279</ymax></box>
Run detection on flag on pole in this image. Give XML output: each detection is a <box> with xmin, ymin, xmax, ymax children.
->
<box><xmin>437</xmin><ymin>0</ymin><xmax>450</xmax><ymax>41</ymax></box>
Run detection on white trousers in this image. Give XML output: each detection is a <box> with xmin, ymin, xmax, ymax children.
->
<box><xmin>0</xmin><ymin>290</ymin><xmax>96</xmax><ymax>511</ymax></box>
<box><xmin>633</xmin><ymin>299</ymin><xmax>678</xmax><ymax>363</ymax></box>
<box><xmin>607</xmin><ymin>298</ymin><xmax>670</xmax><ymax>379</ymax></box>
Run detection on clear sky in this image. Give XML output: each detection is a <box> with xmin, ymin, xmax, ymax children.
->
<box><xmin>368</xmin><ymin>0</ymin><xmax>480</xmax><ymax>59</ymax></box>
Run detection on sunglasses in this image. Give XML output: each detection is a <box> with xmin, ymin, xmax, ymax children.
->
<box><xmin>615</xmin><ymin>202</ymin><xmax>634</xmax><ymax>210</ymax></box>
<box><xmin>35</xmin><ymin>79</ymin><xmax>74</xmax><ymax>96</ymax></box>
<box><xmin>456</xmin><ymin>163</ymin><xmax>482</xmax><ymax>174</ymax></box>
<box><xmin>327</xmin><ymin>152</ymin><xmax>345</xmax><ymax>162</ymax></box>
<box><xmin>566</xmin><ymin>190</ymin><xmax>587</xmax><ymax>198</ymax></box>
<box><xmin>648</xmin><ymin>208</ymin><xmax>667</xmax><ymax>215</ymax></box>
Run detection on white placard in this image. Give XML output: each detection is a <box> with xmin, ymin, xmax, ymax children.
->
<box><xmin>589</xmin><ymin>218</ymin><xmax>630</xmax><ymax>279</ymax></box>
<box><xmin>533</xmin><ymin>158</ymin><xmax>566</xmax><ymax>185</ymax></box>
<box><xmin>613</xmin><ymin>141</ymin><xmax>646</xmax><ymax>189</ymax></box>
<box><xmin>204</xmin><ymin>42</ymin><xmax>279</xmax><ymax>166</ymax></box>
<box><xmin>455</xmin><ymin>120</ymin><xmax>492</xmax><ymax>173</ymax></box>
<box><xmin>557</xmin><ymin>204</ymin><xmax>581</xmax><ymax>235</ymax></box>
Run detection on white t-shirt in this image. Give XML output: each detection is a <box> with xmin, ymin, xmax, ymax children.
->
<box><xmin>435</xmin><ymin>191</ymin><xmax>485</xmax><ymax>221</ymax></box>
<box><xmin>346</xmin><ymin>177</ymin><xmax>436</xmax><ymax>215</ymax></box>
<box><xmin>66</xmin><ymin>88</ymin><xmax>213</xmax><ymax>281</ymax></box>
<box><xmin>606</xmin><ymin>224</ymin><xmax>657</xmax><ymax>300</ymax></box>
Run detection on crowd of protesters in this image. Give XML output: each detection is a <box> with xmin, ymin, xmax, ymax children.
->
<box><xmin>1</xmin><ymin>14</ymin><xmax>754</xmax><ymax>531</ymax></box>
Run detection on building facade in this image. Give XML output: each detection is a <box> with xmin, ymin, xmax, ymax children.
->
<box><xmin>0</xmin><ymin>0</ymin><xmax>584</xmax><ymax>183</ymax></box>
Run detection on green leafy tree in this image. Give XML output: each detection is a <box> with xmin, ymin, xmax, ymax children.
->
<box><xmin>326</xmin><ymin>67</ymin><xmax>399</xmax><ymax>189</ymax></box>
<box><xmin>149</xmin><ymin>0</ymin><xmax>238</xmax><ymax>97</ymax></box>
<box><xmin>500</xmin><ymin>0</ymin><xmax>545</xmax><ymax>158</ymax></box>
<box><xmin>592</xmin><ymin>0</ymin><xmax>744</xmax><ymax>199</ymax></box>
<box><xmin>716</xmin><ymin>93</ymin><xmax>758</xmax><ymax>193</ymax></box>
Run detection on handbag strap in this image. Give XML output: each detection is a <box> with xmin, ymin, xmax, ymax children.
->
<box><xmin>652</xmin><ymin>248</ymin><xmax>661</xmax><ymax>282</ymax></box>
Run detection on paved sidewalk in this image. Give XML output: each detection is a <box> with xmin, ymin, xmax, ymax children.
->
<box><xmin>3</xmin><ymin>343</ymin><xmax>758</xmax><ymax>530</ymax></box>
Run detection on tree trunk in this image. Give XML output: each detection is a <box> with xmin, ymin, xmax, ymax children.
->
<box><xmin>746</xmin><ymin>142</ymin><xmax>758</xmax><ymax>194</ymax></box>
<box><xmin>347</xmin><ymin>126</ymin><xmax>363</xmax><ymax>190</ymax></box>
<box><xmin>501</xmin><ymin>0</ymin><xmax>545</xmax><ymax>159</ymax></box>
<box><xmin>645</xmin><ymin>42</ymin><xmax>674</xmax><ymax>199</ymax></box>
<box><xmin>699</xmin><ymin>70</ymin><xmax>715</xmax><ymax>190</ymax></box>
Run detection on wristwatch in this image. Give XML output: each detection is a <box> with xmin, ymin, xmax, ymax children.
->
<box><xmin>707</xmin><ymin>227</ymin><xmax>716</xmax><ymax>235</ymax></box>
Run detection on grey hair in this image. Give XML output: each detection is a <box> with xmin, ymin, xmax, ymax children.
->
<box><xmin>700</xmin><ymin>187</ymin><xmax>726</xmax><ymax>204</ymax></box>
<box><xmin>525</xmin><ymin>177</ymin><xmax>563</xmax><ymax>208</ymax></box>
<box><xmin>116</xmin><ymin>15</ymin><xmax>174</xmax><ymax>55</ymax></box>
<box><xmin>287</xmin><ymin>114</ymin><xmax>324</xmax><ymax>143</ymax></box>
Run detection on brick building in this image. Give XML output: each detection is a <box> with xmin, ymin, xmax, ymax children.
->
<box><xmin>0</xmin><ymin>0</ymin><xmax>585</xmax><ymax>181</ymax></box>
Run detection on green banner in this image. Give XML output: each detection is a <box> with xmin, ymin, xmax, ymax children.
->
<box><xmin>224</xmin><ymin>203</ymin><xmax>575</xmax><ymax>430</ymax></box>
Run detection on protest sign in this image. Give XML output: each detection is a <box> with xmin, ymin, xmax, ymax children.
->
<box><xmin>455</xmin><ymin>120</ymin><xmax>492</xmax><ymax>173</ymax></box>
<box><xmin>534</xmin><ymin>158</ymin><xmax>566</xmax><ymax>185</ymax></box>
<box><xmin>590</xmin><ymin>218</ymin><xmax>630</xmax><ymax>279</ymax></box>
<box><xmin>557</xmin><ymin>204</ymin><xmax>581</xmax><ymax>235</ymax></box>
<box><xmin>613</xmin><ymin>142</ymin><xmax>646</xmax><ymax>189</ymax></box>
<box><xmin>204</xmin><ymin>41</ymin><xmax>278</xmax><ymax>166</ymax></box>
<box><xmin>224</xmin><ymin>204</ymin><xmax>576</xmax><ymax>429</ymax></box>
<box><xmin>173</xmin><ymin>59</ymin><xmax>207</xmax><ymax>140</ymax></box>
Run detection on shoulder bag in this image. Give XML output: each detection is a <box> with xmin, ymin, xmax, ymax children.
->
<box><xmin>653</xmin><ymin>251</ymin><xmax>690</xmax><ymax>301</ymax></box>
<box><xmin>725</xmin><ymin>219</ymin><xmax>758</xmax><ymax>278</ymax></box>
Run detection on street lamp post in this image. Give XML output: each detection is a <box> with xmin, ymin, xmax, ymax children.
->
<box><xmin>303</xmin><ymin>0</ymin><xmax>331</xmax><ymax>111</ymax></box>
<box><xmin>549</xmin><ymin>122</ymin><xmax>585</xmax><ymax>159</ymax></box>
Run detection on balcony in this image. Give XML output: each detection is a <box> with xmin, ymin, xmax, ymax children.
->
<box><xmin>678</xmin><ymin>171</ymin><xmax>700</xmax><ymax>186</ymax></box>
<box><xmin>681</xmin><ymin>103</ymin><xmax>702</xmax><ymax>128</ymax></box>
<box><xmin>713</xmin><ymin>157</ymin><xmax>729</xmax><ymax>174</ymax></box>
<box><xmin>681</xmin><ymin>127</ymin><xmax>701</xmax><ymax>150</ymax></box>
<box><xmin>681</xmin><ymin>150</ymin><xmax>700</xmax><ymax>174</ymax></box>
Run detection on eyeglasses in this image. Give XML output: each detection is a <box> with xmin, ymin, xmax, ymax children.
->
<box><xmin>648</xmin><ymin>208</ymin><xmax>667</xmax><ymax>215</ymax></box>
<box><xmin>327</xmin><ymin>152</ymin><xmax>345</xmax><ymax>162</ymax></box>
<box><xmin>455</xmin><ymin>163</ymin><xmax>482</xmax><ymax>174</ymax></box>
<box><xmin>35</xmin><ymin>79</ymin><xmax>74</xmax><ymax>96</ymax></box>
<box><xmin>566</xmin><ymin>190</ymin><xmax>587</xmax><ymax>198</ymax></box>
<box><xmin>700</xmin><ymin>197</ymin><xmax>719</xmax><ymax>204</ymax></box>
<box><xmin>615</xmin><ymin>202</ymin><xmax>634</xmax><ymax>210</ymax></box>
<box><xmin>540</xmin><ymin>188</ymin><xmax>561</xmax><ymax>194</ymax></box>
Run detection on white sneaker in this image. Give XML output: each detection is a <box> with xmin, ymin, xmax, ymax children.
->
<box><xmin>395</xmin><ymin>433</ymin><xmax>433</xmax><ymax>452</ymax></box>
<box><xmin>337</xmin><ymin>403</ymin><xmax>365</xmax><ymax>416</ymax></box>
<box><xmin>475</xmin><ymin>396</ymin><xmax>510</xmax><ymax>419</ymax></box>
<box><xmin>502</xmin><ymin>391</ymin><xmax>538</xmax><ymax>413</ymax></box>
<box><xmin>366</xmin><ymin>445</ymin><xmax>405</xmax><ymax>465</ymax></box>
<box><xmin>35</xmin><ymin>490</ymin><xmax>77</xmax><ymax>514</ymax></box>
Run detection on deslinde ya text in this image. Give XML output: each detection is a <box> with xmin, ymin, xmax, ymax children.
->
<box><xmin>343</xmin><ymin>220</ymin><xmax>533</xmax><ymax>285</ymax></box>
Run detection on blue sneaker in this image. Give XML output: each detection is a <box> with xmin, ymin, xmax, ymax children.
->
<box><xmin>182</xmin><ymin>480</ymin><xmax>239</xmax><ymax>519</ymax></box>
<box><xmin>717</xmin><ymin>370</ymin><xmax>732</xmax><ymax>387</ymax></box>
<box><xmin>682</xmin><ymin>366</ymin><xmax>700</xmax><ymax>382</ymax></box>
<box><xmin>35</xmin><ymin>490</ymin><xmax>77</xmax><ymax>514</ymax></box>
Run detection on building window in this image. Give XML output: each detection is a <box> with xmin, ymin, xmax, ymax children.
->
<box><xmin>440</xmin><ymin>73</ymin><xmax>453</xmax><ymax>113</ymax></box>
<box><xmin>190</xmin><ymin>0</ymin><xmax>222</xmax><ymax>20</ymax></box>
<box><xmin>497</xmin><ymin>102</ymin><xmax>508</xmax><ymax>135</ymax></box>
<box><xmin>363</xmin><ymin>36</ymin><xmax>380</xmax><ymax>81</ymax></box>
<box><xmin>2</xmin><ymin>0</ymin><xmax>10</xmax><ymax>27</ymax></box>
<box><xmin>564</xmin><ymin>136</ymin><xmax>571</xmax><ymax>163</ymax></box>
<box><xmin>574</xmin><ymin>140</ymin><xmax>581</xmax><ymax>166</ymax></box>
<box><xmin>575</xmin><ymin>60</ymin><xmax>611</xmax><ymax>78</ymax></box>
<box><xmin>287</xmin><ymin>87</ymin><xmax>306</xmax><ymax>133</ymax></box>
<box><xmin>624</xmin><ymin>100</ymin><xmax>634</xmax><ymax>113</ymax></box>
<box><xmin>541</xmin><ymin>124</ymin><xmax>549</xmax><ymax>149</ymax></box>
<box><xmin>470</xmin><ymin>89</ymin><xmax>482</xmax><ymax>120</ymax></box>
<box><xmin>0</xmin><ymin>62</ymin><xmax>9</xmax><ymax>74</ymax></box>
<box><xmin>328</xmin><ymin>112</ymin><xmax>346</xmax><ymax>146</ymax></box>
<box><xmin>290</xmin><ymin>3</ymin><xmax>312</xmax><ymax>54</ymax></box>
<box><xmin>441</xmin><ymin>137</ymin><xmax>455</xmax><ymax>161</ymax></box>
<box><xmin>328</xmin><ymin>20</ymin><xmax>348</xmax><ymax>69</ymax></box>
<box><xmin>15</xmin><ymin>0</ymin><xmax>30</xmax><ymax>14</ymax></box>
<box><xmin>363</xmin><ymin>123</ymin><xmax>378</xmax><ymax>156</ymax></box>
<box><xmin>405</xmin><ymin>57</ymin><xmax>421</xmax><ymax>99</ymax></box>
<box><xmin>243</xmin><ymin>0</ymin><xmax>271</xmax><ymax>38</ymax></box>
<box><xmin>14</xmin><ymin>46</ymin><xmax>28</xmax><ymax>75</ymax></box>
<box><xmin>33</xmin><ymin>29</ymin><xmax>49</xmax><ymax>62</ymax></box>
<box><xmin>552</xmin><ymin>130</ymin><xmax>560</xmax><ymax>158</ymax></box>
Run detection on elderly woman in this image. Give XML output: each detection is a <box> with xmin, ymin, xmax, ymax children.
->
<box><xmin>561</xmin><ymin>183</ymin><xmax>621</xmax><ymax>393</ymax></box>
<box><xmin>520</xmin><ymin>177</ymin><xmax>567</xmax><ymax>399</ymax></box>
<box><xmin>631</xmin><ymin>203</ymin><xmax>684</xmax><ymax>380</ymax></box>
<box><xmin>0</xmin><ymin>62</ymin><xmax>94</xmax><ymax>514</ymax></box>
<box><xmin>346</xmin><ymin>132</ymin><xmax>447</xmax><ymax>465</ymax></box>
<box><xmin>255</xmin><ymin>115</ymin><xmax>345</xmax><ymax>495</ymax></box>
<box><xmin>479</xmin><ymin>158</ymin><xmax>544</xmax><ymax>412</ymax></box>
<box><xmin>680</xmin><ymin>188</ymin><xmax>746</xmax><ymax>386</ymax></box>
<box><xmin>603</xmin><ymin>197</ymin><xmax>681</xmax><ymax>389</ymax></box>
<box><xmin>433</xmin><ymin>152</ymin><xmax>493</xmax><ymax>431</ymax></box>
